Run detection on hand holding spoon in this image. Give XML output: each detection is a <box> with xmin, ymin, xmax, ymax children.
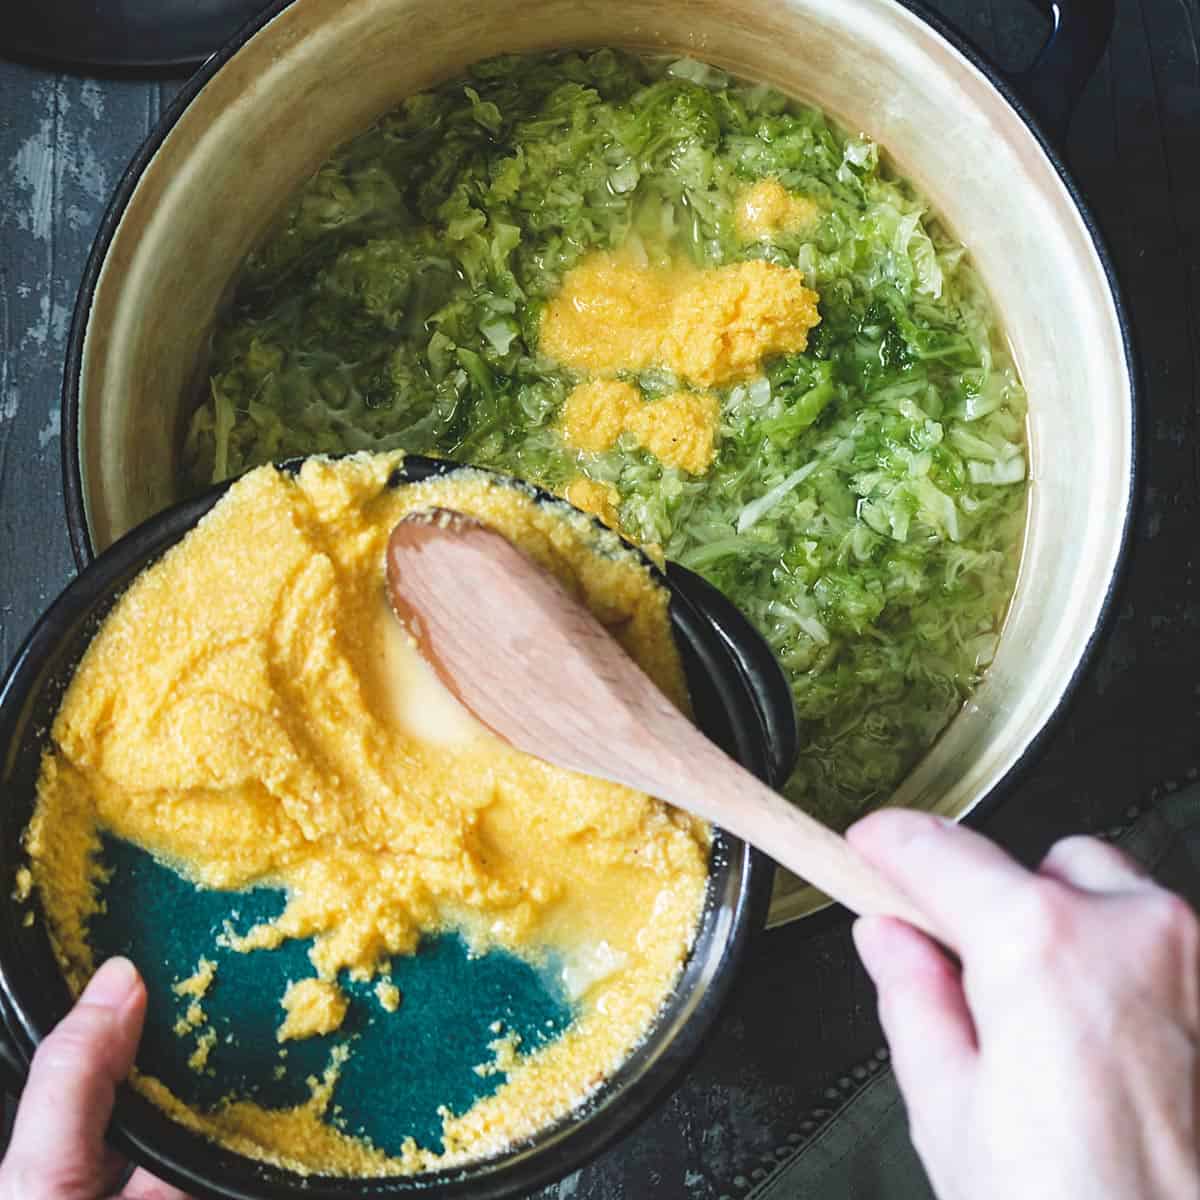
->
<box><xmin>386</xmin><ymin>508</ymin><xmax>935</xmax><ymax>938</ymax></box>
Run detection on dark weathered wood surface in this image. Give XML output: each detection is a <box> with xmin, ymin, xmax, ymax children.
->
<box><xmin>1</xmin><ymin>1</ymin><xmax>1197</xmax><ymax>1196</ymax></box>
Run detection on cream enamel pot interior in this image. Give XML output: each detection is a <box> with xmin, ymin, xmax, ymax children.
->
<box><xmin>62</xmin><ymin>0</ymin><xmax>1135</xmax><ymax>929</ymax></box>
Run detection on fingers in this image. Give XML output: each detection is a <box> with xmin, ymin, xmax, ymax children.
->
<box><xmin>1038</xmin><ymin>835</ymin><xmax>1149</xmax><ymax>894</ymax></box>
<box><xmin>0</xmin><ymin>957</ymin><xmax>145</xmax><ymax>1200</ymax></box>
<box><xmin>122</xmin><ymin>1167</ymin><xmax>196</xmax><ymax>1200</ymax></box>
<box><xmin>853</xmin><ymin>916</ymin><xmax>976</xmax><ymax>1131</ymax></box>
<box><xmin>847</xmin><ymin>809</ymin><xmax>1029</xmax><ymax>953</ymax></box>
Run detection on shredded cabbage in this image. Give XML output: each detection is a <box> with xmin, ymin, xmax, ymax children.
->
<box><xmin>188</xmin><ymin>51</ymin><xmax>1028</xmax><ymax>828</ymax></box>
<box><xmin>737</xmin><ymin>461</ymin><xmax>819</xmax><ymax>534</ymax></box>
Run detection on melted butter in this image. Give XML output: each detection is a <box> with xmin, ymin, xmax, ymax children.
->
<box><xmin>372</xmin><ymin>590</ymin><xmax>486</xmax><ymax>747</ymax></box>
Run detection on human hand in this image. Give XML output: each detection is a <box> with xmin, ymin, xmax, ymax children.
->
<box><xmin>0</xmin><ymin>956</ymin><xmax>193</xmax><ymax>1200</ymax></box>
<box><xmin>848</xmin><ymin>810</ymin><xmax>1200</xmax><ymax>1200</ymax></box>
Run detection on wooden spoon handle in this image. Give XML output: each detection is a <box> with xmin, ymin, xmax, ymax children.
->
<box><xmin>638</xmin><ymin>732</ymin><xmax>938</xmax><ymax>939</ymax></box>
<box><xmin>717</xmin><ymin>773</ymin><xmax>936</xmax><ymax>937</ymax></box>
<box><xmin>386</xmin><ymin>510</ymin><xmax>936</xmax><ymax>939</ymax></box>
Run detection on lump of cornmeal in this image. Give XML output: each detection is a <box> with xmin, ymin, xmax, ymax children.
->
<box><xmin>560</xmin><ymin>380</ymin><xmax>718</xmax><ymax>475</ymax></box>
<box><xmin>174</xmin><ymin>958</ymin><xmax>216</xmax><ymax>1000</ymax></box>
<box><xmin>278</xmin><ymin>979</ymin><xmax>349</xmax><ymax>1043</ymax></box>
<box><xmin>563</xmin><ymin>476</ymin><xmax>622</xmax><ymax>530</ymax></box>
<box><xmin>26</xmin><ymin>452</ymin><xmax>709</xmax><ymax>1176</ymax></box>
<box><xmin>539</xmin><ymin>250</ymin><xmax>820</xmax><ymax>388</ymax></box>
<box><xmin>734</xmin><ymin>179</ymin><xmax>821</xmax><ymax>241</ymax></box>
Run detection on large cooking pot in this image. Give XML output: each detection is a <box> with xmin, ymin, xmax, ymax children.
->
<box><xmin>60</xmin><ymin>0</ymin><xmax>1135</xmax><ymax>930</ymax></box>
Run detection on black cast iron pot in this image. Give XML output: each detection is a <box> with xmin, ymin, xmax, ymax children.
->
<box><xmin>0</xmin><ymin>455</ymin><xmax>797</xmax><ymax>1200</ymax></box>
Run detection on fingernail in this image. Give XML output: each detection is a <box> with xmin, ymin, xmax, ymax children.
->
<box><xmin>887</xmin><ymin>810</ymin><xmax>953</xmax><ymax>847</ymax></box>
<box><xmin>852</xmin><ymin>916</ymin><xmax>886</xmax><ymax>980</ymax></box>
<box><xmin>81</xmin><ymin>957</ymin><xmax>141</xmax><ymax>1010</ymax></box>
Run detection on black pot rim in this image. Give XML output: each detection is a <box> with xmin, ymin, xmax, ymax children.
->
<box><xmin>60</xmin><ymin>0</ymin><xmax>1140</xmax><ymax>913</ymax></box>
<box><xmin>6</xmin><ymin>454</ymin><xmax>781</xmax><ymax>1200</ymax></box>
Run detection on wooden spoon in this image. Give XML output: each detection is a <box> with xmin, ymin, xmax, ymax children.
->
<box><xmin>386</xmin><ymin>507</ymin><xmax>933</xmax><ymax>937</ymax></box>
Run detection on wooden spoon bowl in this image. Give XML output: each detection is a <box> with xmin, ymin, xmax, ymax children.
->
<box><xmin>387</xmin><ymin>506</ymin><xmax>934</xmax><ymax>937</ymax></box>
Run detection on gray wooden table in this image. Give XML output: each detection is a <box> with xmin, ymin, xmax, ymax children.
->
<box><xmin>1</xmin><ymin>1</ymin><xmax>1198</xmax><ymax>1196</ymax></box>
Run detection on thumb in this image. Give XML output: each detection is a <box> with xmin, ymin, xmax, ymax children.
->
<box><xmin>853</xmin><ymin>916</ymin><xmax>977</xmax><ymax>1143</ymax></box>
<box><xmin>0</xmin><ymin>956</ymin><xmax>146</xmax><ymax>1200</ymax></box>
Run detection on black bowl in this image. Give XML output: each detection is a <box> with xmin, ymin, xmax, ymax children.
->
<box><xmin>0</xmin><ymin>455</ymin><xmax>797</xmax><ymax>1200</ymax></box>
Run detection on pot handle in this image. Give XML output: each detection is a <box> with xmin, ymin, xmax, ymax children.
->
<box><xmin>1008</xmin><ymin>0</ymin><xmax>1115</xmax><ymax>144</ymax></box>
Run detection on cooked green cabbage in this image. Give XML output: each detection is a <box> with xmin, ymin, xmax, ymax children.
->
<box><xmin>189</xmin><ymin>51</ymin><xmax>1027</xmax><ymax>828</ymax></box>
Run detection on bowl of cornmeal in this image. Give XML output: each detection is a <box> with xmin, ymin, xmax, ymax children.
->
<box><xmin>0</xmin><ymin>452</ymin><xmax>792</xmax><ymax>1199</ymax></box>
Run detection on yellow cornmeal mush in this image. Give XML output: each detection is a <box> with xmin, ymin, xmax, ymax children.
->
<box><xmin>563</xmin><ymin>476</ymin><xmax>622</xmax><ymax>530</ymax></box>
<box><xmin>540</xmin><ymin>251</ymin><xmax>820</xmax><ymax>388</ymax></box>
<box><xmin>541</xmin><ymin>243</ymin><xmax>820</xmax><ymax>528</ymax></box>
<box><xmin>26</xmin><ymin>452</ymin><xmax>710</xmax><ymax>1176</ymax></box>
<box><xmin>560</xmin><ymin>381</ymin><xmax>718</xmax><ymax>476</ymax></box>
<box><xmin>734</xmin><ymin>179</ymin><xmax>821</xmax><ymax>241</ymax></box>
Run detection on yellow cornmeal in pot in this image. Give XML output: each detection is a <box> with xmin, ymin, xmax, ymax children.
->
<box><xmin>540</xmin><ymin>247</ymin><xmax>820</xmax><ymax>503</ymax></box>
<box><xmin>539</xmin><ymin>250</ymin><xmax>820</xmax><ymax>388</ymax></box>
<box><xmin>26</xmin><ymin>452</ymin><xmax>710</xmax><ymax>1176</ymax></box>
<box><xmin>734</xmin><ymin>179</ymin><xmax>821</xmax><ymax>241</ymax></box>
<box><xmin>560</xmin><ymin>381</ymin><xmax>719</xmax><ymax>476</ymax></box>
